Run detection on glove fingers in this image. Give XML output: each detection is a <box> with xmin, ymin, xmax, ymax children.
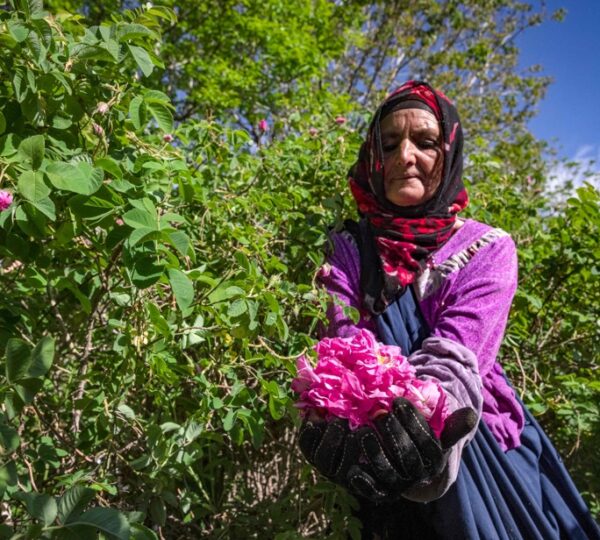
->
<box><xmin>298</xmin><ymin>418</ymin><xmax>326</xmax><ymax>465</ymax></box>
<box><xmin>331</xmin><ymin>429</ymin><xmax>362</xmax><ymax>482</ymax></box>
<box><xmin>440</xmin><ymin>407</ymin><xmax>478</xmax><ymax>450</ymax></box>
<box><xmin>392</xmin><ymin>397</ymin><xmax>443</xmax><ymax>477</ymax></box>
<box><xmin>313</xmin><ymin>418</ymin><xmax>350</xmax><ymax>478</ymax></box>
<box><xmin>355</xmin><ymin>427</ymin><xmax>408</xmax><ymax>490</ymax></box>
<box><xmin>373</xmin><ymin>411</ymin><xmax>424</xmax><ymax>480</ymax></box>
<box><xmin>346</xmin><ymin>464</ymin><xmax>390</xmax><ymax>504</ymax></box>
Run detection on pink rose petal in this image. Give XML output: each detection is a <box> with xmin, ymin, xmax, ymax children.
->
<box><xmin>292</xmin><ymin>329</ymin><xmax>449</xmax><ymax>435</ymax></box>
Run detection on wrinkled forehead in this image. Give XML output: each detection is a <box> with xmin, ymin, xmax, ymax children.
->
<box><xmin>379</xmin><ymin>108</ymin><xmax>441</xmax><ymax>134</ymax></box>
<box><xmin>380</xmin><ymin>98</ymin><xmax>437</xmax><ymax>122</ymax></box>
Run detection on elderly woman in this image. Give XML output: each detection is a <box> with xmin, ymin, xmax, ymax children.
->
<box><xmin>298</xmin><ymin>81</ymin><xmax>600</xmax><ymax>539</ymax></box>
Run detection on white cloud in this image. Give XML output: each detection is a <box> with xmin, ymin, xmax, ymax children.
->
<box><xmin>546</xmin><ymin>144</ymin><xmax>600</xmax><ymax>194</ymax></box>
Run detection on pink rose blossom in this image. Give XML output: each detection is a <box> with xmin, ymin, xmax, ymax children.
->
<box><xmin>96</xmin><ymin>102</ymin><xmax>109</xmax><ymax>115</ymax></box>
<box><xmin>0</xmin><ymin>191</ymin><xmax>13</xmax><ymax>211</ymax></box>
<box><xmin>258</xmin><ymin>119</ymin><xmax>269</xmax><ymax>132</ymax></box>
<box><xmin>308</xmin><ymin>127</ymin><xmax>318</xmax><ymax>137</ymax></box>
<box><xmin>163</xmin><ymin>133</ymin><xmax>174</xmax><ymax>143</ymax></box>
<box><xmin>317</xmin><ymin>262</ymin><xmax>332</xmax><ymax>279</ymax></box>
<box><xmin>335</xmin><ymin>116</ymin><xmax>347</xmax><ymax>125</ymax></box>
<box><xmin>293</xmin><ymin>329</ymin><xmax>449</xmax><ymax>436</ymax></box>
<box><xmin>92</xmin><ymin>123</ymin><xmax>104</xmax><ymax>136</ymax></box>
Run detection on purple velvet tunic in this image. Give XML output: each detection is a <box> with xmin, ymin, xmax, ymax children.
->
<box><xmin>317</xmin><ymin>218</ymin><xmax>525</xmax><ymax>452</ymax></box>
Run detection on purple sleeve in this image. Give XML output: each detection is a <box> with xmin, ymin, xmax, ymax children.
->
<box><xmin>431</xmin><ymin>235</ymin><xmax>518</xmax><ymax>377</ymax></box>
<box><xmin>402</xmin><ymin>336</ymin><xmax>482</xmax><ymax>502</ymax></box>
<box><xmin>316</xmin><ymin>232</ymin><xmax>376</xmax><ymax>338</ymax></box>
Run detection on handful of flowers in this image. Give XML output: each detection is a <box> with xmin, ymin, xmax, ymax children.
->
<box><xmin>292</xmin><ymin>329</ymin><xmax>448</xmax><ymax>437</ymax></box>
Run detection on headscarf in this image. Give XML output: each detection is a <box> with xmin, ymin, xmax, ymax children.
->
<box><xmin>348</xmin><ymin>80</ymin><xmax>468</xmax><ymax>314</ymax></box>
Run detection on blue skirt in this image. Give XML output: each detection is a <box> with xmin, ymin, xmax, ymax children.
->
<box><xmin>354</xmin><ymin>290</ymin><xmax>600</xmax><ymax>539</ymax></box>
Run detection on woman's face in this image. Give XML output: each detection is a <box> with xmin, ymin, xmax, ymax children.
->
<box><xmin>380</xmin><ymin>108</ymin><xmax>443</xmax><ymax>206</ymax></box>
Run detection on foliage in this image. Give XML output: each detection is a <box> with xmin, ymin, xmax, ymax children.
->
<box><xmin>0</xmin><ymin>0</ymin><xmax>598</xmax><ymax>538</ymax></box>
<box><xmin>46</xmin><ymin>0</ymin><xmax>561</xmax><ymax>150</ymax></box>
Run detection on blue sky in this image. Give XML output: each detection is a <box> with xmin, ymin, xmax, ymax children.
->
<box><xmin>516</xmin><ymin>1</ymin><xmax>600</xmax><ymax>171</ymax></box>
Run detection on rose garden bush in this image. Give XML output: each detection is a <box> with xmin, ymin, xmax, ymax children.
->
<box><xmin>0</xmin><ymin>1</ymin><xmax>598</xmax><ymax>538</ymax></box>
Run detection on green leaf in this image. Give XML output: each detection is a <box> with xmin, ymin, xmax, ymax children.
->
<box><xmin>123</xmin><ymin>208</ymin><xmax>157</xmax><ymax>230</ymax></box>
<box><xmin>52</xmin><ymin>114</ymin><xmax>73</xmax><ymax>130</ymax></box>
<box><xmin>149</xmin><ymin>497</ymin><xmax>166</xmax><ymax>527</ymax></box>
<box><xmin>167</xmin><ymin>230</ymin><xmax>191</xmax><ymax>258</ymax></box>
<box><xmin>68</xmin><ymin>190</ymin><xmax>117</xmax><ymax>223</ymax></box>
<box><xmin>95</xmin><ymin>157</ymin><xmax>122</xmax><ymax>180</ymax></box>
<box><xmin>208</xmin><ymin>285</ymin><xmax>245</xmax><ymax>304</ymax></box>
<box><xmin>184</xmin><ymin>421</ymin><xmax>202</xmax><ymax>443</ymax></box>
<box><xmin>227</xmin><ymin>299</ymin><xmax>247</xmax><ymax>318</ymax></box>
<box><xmin>0</xmin><ymin>111</ymin><xmax>5</xmax><ymax>135</ymax></box>
<box><xmin>147</xmin><ymin>302</ymin><xmax>171</xmax><ymax>338</ymax></box>
<box><xmin>268</xmin><ymin>395</ymin><xmax>286</xmax><ymax>420</ymax></box>
<box><xmin>28</xmin><ymin>336</ymin><xmax>54</xmax><ymax>378</ymax></box>
<box><xmin>117</xmin><ymin>23</ymin><xmax>156</xmax><ymax>41</ymax></box>
<box><xmin>18</xmin><ymin>135</ymin><xmax>45</xmax><ymax>170</ymax></box>
<box><xmin>46</xmin><ymin>162</ymin><xmax>103</xmax><ymax>195</ymax></box>
<box><xmin>30</xmin><ymin>197</ymin><xmax>56</xmax><ymax>221</ymax></box>
<box><xmin>212</xmin><ymin>397</ymin><xmax>224</xmax><ymax>409</ymax></box>
<box><xmin>65</xmin><ymin>507</ymin><xmax>130</xmax><ymax>540</ymax></box>
<box><xmin>8</xmin><ymin>21</ymin><xmax>30</xmax><ymax>42</ymax></box>
<box><xmin>13</xmin><ymin>68</ymin><xmax>28</xmax><ymax>103</ymax></box>
<box><xmin>14</xmin><ymin>492</ymin><xmax>57</xmax><ymax>526</ymax></box>
<box><xmin>101</xmin><ymin>39</ymin><xmax>120</xmax><ymax>61</ymax></box>
<box><xmin>26</xmin><ymin>0</ymin><xmax>46</xmax><ymax>19</ymax></box>
<box><xmin>168</xmin><ymin>268</ymin><xmax>194</xmax><ymax>311</ymax></box>
<box><xmin>130</xmin><ymin>256</ymin><xmax>164</xmax><ymax>288</ymax></box>
<box><xmin>117</xmin><ymin>404</ymin><xmax>136</xmax><ymax>421</ymax></box>
<box><xmin>18</xmin><ymin>170</ymin><xmax>49</xmax><ymax>202</ymax></box>
<box><xmin>5</xmin><ymin>338</ymin><xmax>31</xmax><ymax>384</ymax></box>
<box><xmin>128</xmin><ymin>96</ymin><xmax>145</xmax><ymax>130</ymax></box>
<box><xmin>0</xmin><ymin>132</ymin><xmax>20</xmax><ymax>156</ymax></box>
<box><xmin>0</xmin><ymin>463</ymin><xmax>17</xmax><ymax>497</ymax></box>
<box><xmin>145</xmin><ymin>101</ymin><xmax>173</xmax><ymax>133</ymax></box>
<box><xmin>131</xmin><ymin>523</ymin><xmax>159</xmax><ymax>540</ymax></box>
<box><xmin>160</xmin><ymin>422</ymin><xmax>181</xmax><ymax>433</ymax></box>
<box><xmin>14</xmin><ymin>378</ymin><xmax>44</xmax><ymax>404</ymax></box>
<box><xmin>223</xmin><ymin>410</ymin><xmax>235</xmax><ymax>431</ymax></box>
<box><xmin>128</xmin><ymin>45</ymin><xmax>154</xmax><ymax>77</ymax></box>
<box><xmin>57</xmin><ymin>486</ymin><xmax>96</xmax><ymax>524</ymax></box>
<box><xmin>0</xmin><ymin>423</ymin><xmax>19</xmax><ymax>453</ymax></box>
<box><xmin>129</xmin><ymin>227</ymin><xmax>161</xmax><ymax>247</ymax></box>
<box><xmin>143</xmin><ymin>90</ymin><xmax>172</xmax><ymax>105</ymax></box>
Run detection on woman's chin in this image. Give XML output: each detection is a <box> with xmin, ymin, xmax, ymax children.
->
<box><xmin>385</xmin><ymin>189</ymin><xmax>428</xmax><ymax>207</ymax></box>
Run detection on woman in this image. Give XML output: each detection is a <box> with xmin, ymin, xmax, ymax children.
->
<box><xmin>298</xmin><ymin>81</ymin><xmax>600</xmax><ymax>539</ymax></box>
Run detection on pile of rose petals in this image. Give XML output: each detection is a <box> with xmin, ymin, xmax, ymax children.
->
<box><xmin>292</xmin><ymin>329</ymin><xmax>448</xmax><ymax>437</ymax></box>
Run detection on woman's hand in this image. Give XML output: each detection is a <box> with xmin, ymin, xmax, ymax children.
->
<box><xmin>298</xmin><ymin>414</ymin><xmax>361</xmax><ymax>487</ymax></box>
<box><xmin>298</xmin><ymin>399</ymin><xmax>477</xmax><ymax>503</ymax></box>
<box><xmin>349</xmin><ymin>397</ymin><xmax>477</xmax><ymax>502</ymax></box>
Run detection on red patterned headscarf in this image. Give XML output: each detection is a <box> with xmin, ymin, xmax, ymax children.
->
<box><xmin>348</xmin><ymin>80</ymin><xmax>468</xmax><ymax>313</ymax></box>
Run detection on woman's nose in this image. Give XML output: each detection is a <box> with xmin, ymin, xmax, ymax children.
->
<box><xmin>398</xmin><ymin>139</ymin><xmax>417</xmax><ymax>167</ymax></box>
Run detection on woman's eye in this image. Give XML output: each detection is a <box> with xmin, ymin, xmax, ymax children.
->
<box><xmin>382</xmin><ymin>143</ymin><xmax>397</xmax><ymax>152</ymax></box>
<box><xmin>419</xmin><ymin>139</ymin><xmax>438</xmax><ymax>149</ymax></box>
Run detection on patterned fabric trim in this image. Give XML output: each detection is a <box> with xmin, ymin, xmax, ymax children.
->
<box><xmin>414</xmin><ymin>228</ymin><xmax>509</xmax><ymax>301</ymax></box>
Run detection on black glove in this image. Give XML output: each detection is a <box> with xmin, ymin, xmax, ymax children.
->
<box><xmin>348</xmin><ymin>397</ymin><xmax>478</xmax><ymax>503</ymax></box>
<box><xmin>298</xmin><ymin>415</ymin><xmax>361</xmax><ymax>486</ymax></box>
